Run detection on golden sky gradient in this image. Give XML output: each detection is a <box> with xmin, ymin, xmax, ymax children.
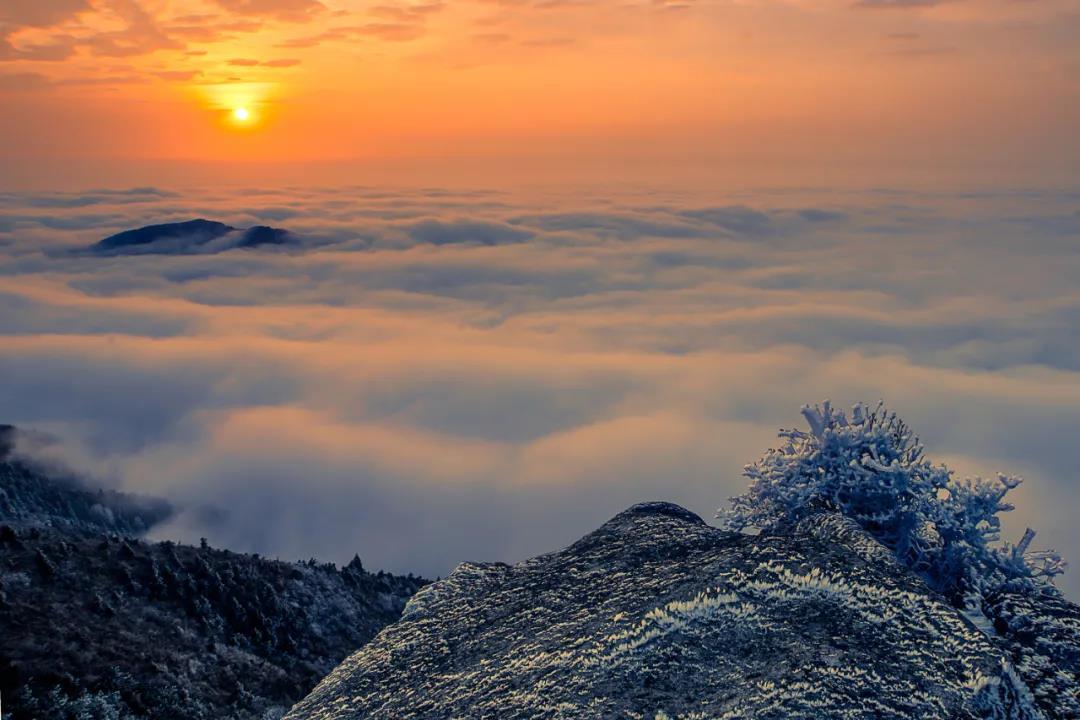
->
<box><xmin>1</xmin><ymin>0</ymin><xmax>1078</xmax><ymax>186</ymax></box>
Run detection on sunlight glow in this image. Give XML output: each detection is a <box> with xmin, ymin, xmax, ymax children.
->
<box><xmin>233</xmin><ymin>107</ymin><xmax>251</xmax><ymax>122</ymax></box>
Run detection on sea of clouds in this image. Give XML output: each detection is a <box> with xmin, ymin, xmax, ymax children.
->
<box><xmin>1</xmin><ymin>183</ymin><xmax>1077</xmax><ymax>595</ymax></box>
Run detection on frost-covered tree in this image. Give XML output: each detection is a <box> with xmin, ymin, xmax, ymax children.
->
<box><xmin>718</xmin><ymin>401</ymin><xmax>1066</xmax><ymax>604</ymax></box>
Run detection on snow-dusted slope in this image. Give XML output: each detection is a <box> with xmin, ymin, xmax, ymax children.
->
<box><xmin>286</xmin><ymin>502</ymin><xmax>1077</xmax><ymax>720</ymax></box>
<box><xmin>0</xmin><ymin>434</ymin><xmax>172</xmax><ymax>535</ymax></box>
<box><xmin>0</xmin><ymin>446</ymin><xmax>429</xmax><ymax>720</ymax></box>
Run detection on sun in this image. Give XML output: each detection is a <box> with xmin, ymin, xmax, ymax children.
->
<box><xmin>202</xmin><ymin>83</ymin><xmax>272</xmax><ymax>130</ymax></box>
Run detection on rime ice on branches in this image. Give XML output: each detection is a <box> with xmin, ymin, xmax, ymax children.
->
<box><xmin>719</xmin><ymin>401</ymin><xmax>1066</xmax><ymax>604</ymax></box>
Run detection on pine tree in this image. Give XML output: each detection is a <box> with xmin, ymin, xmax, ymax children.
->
<box><xmin>719</xmin><ymin>401</ymin><xmax>1066</xmax><ymax>604</ymax></box>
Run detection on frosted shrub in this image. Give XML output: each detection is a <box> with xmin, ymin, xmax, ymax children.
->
<box><xmin>719</xmin><ymin>401</ymin><xmax>1065</xmax><ymax>602</ymax></box>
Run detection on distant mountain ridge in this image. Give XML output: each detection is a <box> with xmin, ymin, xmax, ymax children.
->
<box><xmin>0</xmin><ymin>426</ymin><xmax>171</xmax><ymax>535</ymax></box>
<box><xmin>286</xmin><ymin>502</ymin><xmax>1080</xmax><ymax>720</ymax></box>
<box><xmin>0</xmin><ymin>426</ymin><xmax>428</xmax><ymax>720</ymax></box>
<box><xmin>86</xmin><ymin>219</ymin><xmax>298</xmax><ymax>256</ymax></box>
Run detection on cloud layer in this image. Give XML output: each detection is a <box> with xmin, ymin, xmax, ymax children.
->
<box><xmin>1</xmin><ymin>183</ymin><xmax>1078</xmax><ymax>596</ymax></box>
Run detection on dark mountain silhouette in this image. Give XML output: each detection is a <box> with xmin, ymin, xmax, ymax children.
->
<box><xmin>235</xmin><ymin>225</ymin><xmax>295</xmax><ymax>248</ymax></box>
<box><xmin>286</xmin><ymin>502</ymin><xmax>1079</xmax><ymax>720</ymax></box>
<box><xmin>87</xmin><ymin>220</ymin><xmax>298</xmax><ymax>256</ymax></box>
<box><xmin>0</xmin><ymin>431</ymin><xmax>427</xmax><ymax>720</ymax></box>
<box><xmin>93</xmin><ymin>219</ymin><xmax>235</xmax><ymax>251</ymax></box>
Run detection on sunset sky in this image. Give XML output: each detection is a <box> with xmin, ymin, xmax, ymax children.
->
<box><xmin>1</xmin><ymin>0</ymin><xmax>1078</xmax><ymax>187</ymax></box>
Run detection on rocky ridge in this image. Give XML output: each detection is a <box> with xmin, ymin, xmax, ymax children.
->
<box><xmin>286</xmin><ymin>502</ymin><xmax>1079</xmax><ymax>720</ymax></box>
